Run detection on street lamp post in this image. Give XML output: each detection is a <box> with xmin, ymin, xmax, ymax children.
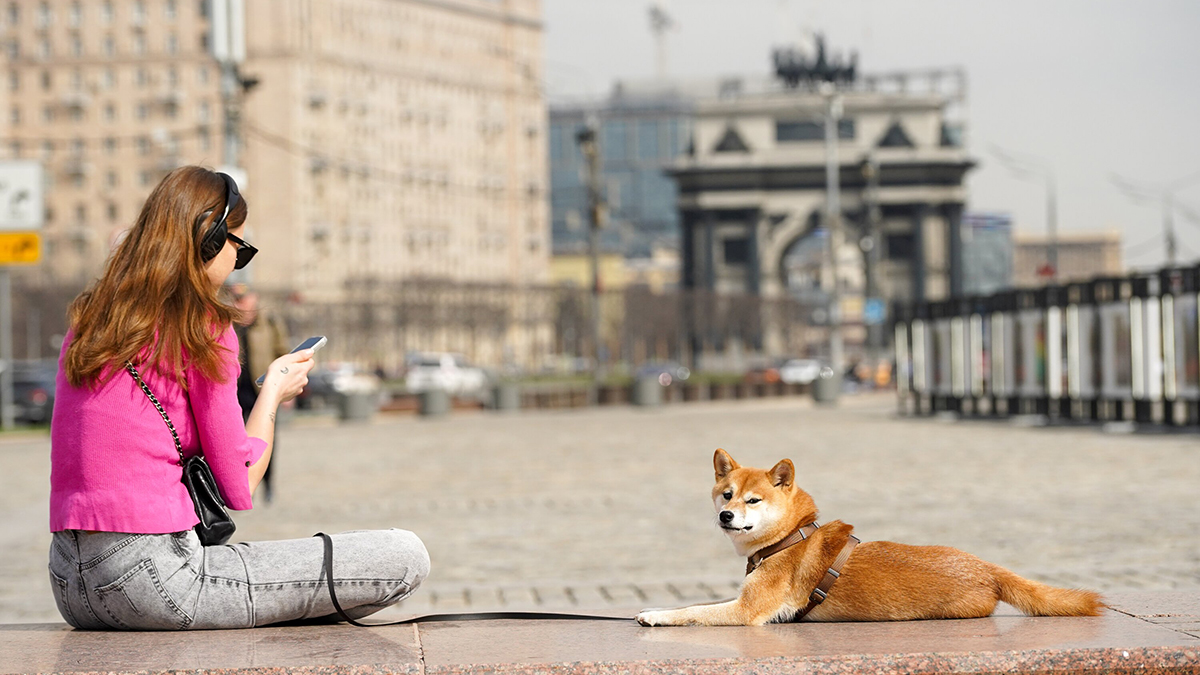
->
<box><xmin>991</xmin><ymin>146</ymin><xmax>1058</xmax><ymax>281</ymax></box>
<box><xmin>1111</xmin><ymin>170</ymin><xmax>1200</xmax><ymax>267</ymax></box>
<box><xmin>861</xmin><ymin>153</ymin><xmax>883</xmax><ymax>364</ymax></box>
<box><xmin>822</xmin><ymin>83</ymin><xmax>844</xmax><ymax>396</ymax></box>
<box><xmin>1045</xmin><ymin>171</ymin><xmax>1058</xmax><ymax>277</ymax></box>
<box><xmin>576</xmin><ymin>123</ymin><xmax>605</xmax><ymax>375</ymax></box>
<box><xmin>1164</xmin><ymin>192</ymin><xmax>1176</xmax><ymax>265</ymax></box>
<box><xmin>208</xmin><ymin>0</ymin><xmax>246</xmax><ymax>168</ymax></box>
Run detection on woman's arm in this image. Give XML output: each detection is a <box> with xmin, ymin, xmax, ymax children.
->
<box><xmin>244</xmin><ymin>350</ymin><xmax>314</xmax><ymax>494</ymax></box>
<box><xmin>244</xmin><ymin>387</ymin><xmax>280</xmax><ymax>494</ymax></box>
<box><xmin>188</xmin><ymin>328</ymin><xmax>314</xmax><ymax>509</ymax></box>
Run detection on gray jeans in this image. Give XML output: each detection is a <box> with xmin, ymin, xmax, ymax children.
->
<box><xmin>48</xmin><ymin>529</ymin><xmax>429</xmax><ymax>630</ymax></box>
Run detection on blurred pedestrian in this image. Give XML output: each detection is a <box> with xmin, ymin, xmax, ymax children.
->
<box><xmin>874</xmin><ymin>359</ymin><xmax>892</xmax><ymax>388</ymax></box>
<box><xmin>844</xmin><ymin>360</ymin><xmax>863</xmax><ymax>384</ymax></box>
<box><xmin>47</xmin><ymin>166</ymin><xmax>428</xmax><ymax>630</ymax></box>
<box><xmin>853</xmin><ymin>361</ymin><xmax>872</xmax><ymax>386</ymax></box>
<box><xmin>232</xmin><ymin>287</ymin><xmax>290</xmax><ymax>503</ymax></box>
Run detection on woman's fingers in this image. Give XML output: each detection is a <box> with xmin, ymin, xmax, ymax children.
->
<box><xmin>264</xmin><ymin>350</ymin><xmax>318</xmax><ymax>403</ymax></box>
<box><xmin>281</xmin><ymin>349</ymin><xmax>315</xmax><ymax>364</ymax></box>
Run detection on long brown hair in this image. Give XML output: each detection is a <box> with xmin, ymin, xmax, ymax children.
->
<box><xmin>64</xmin><ymin>166</ymin><xmax>249</xmax><ymax>388</ymax></box>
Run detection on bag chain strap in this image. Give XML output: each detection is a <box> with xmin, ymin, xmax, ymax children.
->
<box><xmin>124</xmin><ymin>362</ymin><xmax>185</xmax><ymax>466</ymax></box>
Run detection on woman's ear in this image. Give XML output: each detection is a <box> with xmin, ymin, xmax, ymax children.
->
<box><xmin>714</xmin><ymin>448</ymin><xmax>740</xmax><ymax>481</ymax></box>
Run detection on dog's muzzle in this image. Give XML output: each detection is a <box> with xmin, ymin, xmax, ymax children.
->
<box><xmin>719</xmin><ymin>510</ymin><xmax>752</xmax><ymax>531</ymax></box>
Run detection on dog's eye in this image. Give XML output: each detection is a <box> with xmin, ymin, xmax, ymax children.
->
<box><xmin>722</xmin><ymin>491</ymin><xmax>732</xmax><ymax>500</ymax></box>
<box><xmin>745</xmin><ymin>498</ymin><xmax>761</xmax><ymax>505</ymax></box>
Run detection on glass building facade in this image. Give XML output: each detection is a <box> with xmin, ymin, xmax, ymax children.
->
<box><xmin>549</xmin><ymin>94</ymin><xmax>692</xmax><ymax>257</ymax></box>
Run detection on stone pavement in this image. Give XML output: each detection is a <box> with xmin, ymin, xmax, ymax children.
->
<box><xmin>2</xmin><ymin>393</ymin><xmax>1199</xmax><ymax>624</ymax></box>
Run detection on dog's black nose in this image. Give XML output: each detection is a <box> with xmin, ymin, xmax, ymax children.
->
<box><xmin>719</xmin><ymin>510</ymin><xmax>734</xmax><ymax>523</ymax></box>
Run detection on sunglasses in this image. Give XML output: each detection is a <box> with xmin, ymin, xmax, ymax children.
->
<box><xmin>226</xmin><ymin>232</ymin><xmax>258</xmax><ymax>270</ymax></box>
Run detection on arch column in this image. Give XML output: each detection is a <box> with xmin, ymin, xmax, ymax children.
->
<box><xmin>944</xmin><ymin>202</ymin><xmax>964</xmax><ymax>299</ymax></box>
<box><xmin>747</xmin><ymin>210</ymin><xmax>762</xmax><ymax>297</ymax></box>
<box><xmin>912</xmin><ymin>204</ymin><xmax>930</xmax><ymax>303</ymax></box>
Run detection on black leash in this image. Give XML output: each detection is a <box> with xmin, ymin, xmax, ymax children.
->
<box><xmin>315</xmin><ymin>533</ymin><xmax>633</xmax><ymax>626</ymax></box>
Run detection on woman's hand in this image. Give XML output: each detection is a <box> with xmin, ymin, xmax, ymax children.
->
<box><xmin>260</xmin><ymin>350</ymin><xmax>316</xmax><ymax>404</ymax></box>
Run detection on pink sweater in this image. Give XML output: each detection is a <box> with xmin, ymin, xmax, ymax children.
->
<box><xmin>50</xmin><ymin>326</ymin><xmax>267</xmax><ymax>533</ymax></box>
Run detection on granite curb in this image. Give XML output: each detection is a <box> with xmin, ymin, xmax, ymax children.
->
<box><xmin>425</xmin><ymin>647</ymin><xmax>1200</xmax><ymax>675</ymax></box>
<box><xmin>5</xmin><ymin>643</ymin><xmax>1200</xmax><ymax>675</ymax></box>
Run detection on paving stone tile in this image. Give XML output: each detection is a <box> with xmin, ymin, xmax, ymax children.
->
<box><xmin>496</xmin><ymin>586</ymin><xmax>540</xmax><ymax>608</ymax></box>
<box><xmin>4</xmin><ymin>395</ymin><xmax>1199</xmax><ymax>622</ymax></box>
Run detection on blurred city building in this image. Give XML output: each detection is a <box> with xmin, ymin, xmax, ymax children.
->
<box><xmin>550</xmin><ymin>244</ymin><xmax>679</xmax><ymax>294</ymax></box>
<box><xmin>549</xmin><ymin>81</ymin><xmax>692</xmax><ymax>259</ymax></box>
<box><xmin>0</xmin><ymin>0</ymin><xmax>221</xmax><ymax>283</ymax></box>
<box><xmin>1</xmin><ymin>0</ymin><xmax>547</xmax><ymax>291</ymax></box>
<box><xmin>670</xmin><ymin>55</ymin><xmax>974</xmax><ymax>359</ymax></box>
<box><xmin>1012</xmin><ymin>230</ymin><xmax>1122</xmax><ymax>287</ymax></box>
<box><xmin>2</xmin><ymin>0</ymin><xmax>552</xmax><ymax>368</ymax></box>
<box><xmin>546</xmin><ymin>244</ymin><xmax>680</xmax><ymax>364</ymax></box>
<box><xmin>243</xmin><ymin>0</ymin><xmax>548</xmax><ymax>296</ymax></box>
<box><xmin>961</xmin><ymin>212</ymin><xmax>1013</xmax><ymax>296</ymax></box>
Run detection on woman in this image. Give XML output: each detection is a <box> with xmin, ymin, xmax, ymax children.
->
<box><xmin>48</xmin><ymin>166</ymin><xmax>429</xmax><ymax>630</ymax></box>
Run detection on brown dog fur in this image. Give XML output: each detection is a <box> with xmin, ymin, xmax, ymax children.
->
<box><xmin>636</xmin><ymin>449</ymin><xmax>1104</xmax><ymax>626</ymax></box>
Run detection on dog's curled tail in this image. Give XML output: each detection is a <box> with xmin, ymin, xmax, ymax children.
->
<box><xmin>993</xmin><ymin>566</ymin><xmax>1104</xmax><ymax>617</ymax></box>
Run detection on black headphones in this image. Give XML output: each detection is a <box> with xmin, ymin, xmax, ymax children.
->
<box><xmin>196</xmin><ymin>172</ymin><xmax>241</xmax><ymax>264</ymax></box>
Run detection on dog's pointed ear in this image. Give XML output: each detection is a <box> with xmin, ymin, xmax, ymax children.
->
<box><xmin>769</xmin><ymin>459</ymin><xmax>795</xmax><ymax>488</ymax></box>
<box><xmin>714</xmin><ymin>448</ymin><xmax>739</xmax><ymax>480</ymax></box>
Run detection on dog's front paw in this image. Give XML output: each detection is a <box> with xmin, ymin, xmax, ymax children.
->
<box><xmin>636</xmin><ymin>609</ymin><xmax>675</xmax><ymax>626</ymax></box>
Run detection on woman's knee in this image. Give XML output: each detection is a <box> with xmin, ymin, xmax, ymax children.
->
<box><xmin>382</xmin><ymin>529</ymin><xmax>430</xmax><ymax>588</ymax></box>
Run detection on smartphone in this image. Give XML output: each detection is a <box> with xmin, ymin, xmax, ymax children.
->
<box><xmin>255</xmin><ymin>336</ymin><xmax>327</xmax><ymax>386</ymax></box>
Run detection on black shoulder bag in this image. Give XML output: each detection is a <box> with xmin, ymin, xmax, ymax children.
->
<box><xmin>126</xmin><ymin>362</ymin><xmax>237</xmax><ymax>546</ymax></box>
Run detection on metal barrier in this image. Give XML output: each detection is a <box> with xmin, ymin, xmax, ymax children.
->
<box><xmin>894</xmin><ymin>265</ymin><xmax>1200</xmax><ymax>428</ymax></box>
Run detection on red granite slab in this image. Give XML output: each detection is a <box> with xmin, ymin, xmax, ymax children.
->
<box><xmin>0</xmin><ymin>622</ymin><xmax>422</xmax><ymax>675</ymax></box>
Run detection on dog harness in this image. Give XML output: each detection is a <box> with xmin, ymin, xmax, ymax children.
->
<box><xmin>745</xmin><ymin>521</ymin><xmax>860</xmax><ymax>622</ymax></box>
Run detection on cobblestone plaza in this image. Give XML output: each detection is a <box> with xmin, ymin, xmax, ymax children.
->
<box><xmin>2</xmin><ymin>394</ymin><xmax>1197</xmax><ymax>622</ymax></box>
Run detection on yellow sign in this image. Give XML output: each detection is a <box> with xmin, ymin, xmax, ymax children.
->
<box><xmin>0</xmin><ymin>232</ymin><xmax>41</xmax><ymax>265</ymax></box>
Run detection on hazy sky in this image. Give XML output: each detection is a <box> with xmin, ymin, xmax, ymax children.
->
<box><xmin>543</xmin><ymin>0</ymin><xmax>1200</xmax><ymax>271</ymax></box>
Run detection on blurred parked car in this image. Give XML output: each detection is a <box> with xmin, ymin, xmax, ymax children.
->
<box><xmin>636</xmin><ymin>361</ymin><xmax>690</xmax><ymax>386</ymax></box>
<box><xmin>405</xmin><ymin>353</ymin><xmax>488</xmax><ymax>396</ymax></box>
<box><xmin>297</xmin><ymin>363</ymin><xmax>381</xmax><ymax>409</ymax></box>
<box><xmin>744</xmin><ymin>363</ymin><xmax>782</xmax><ymax>385</ymax></box>
<box><xmin>11</xmin><ymin>359</ymin><xmax>58</xmax><ymax>424</ymax></box>
<box><xmin>779</xmin><ymin>359</ymin><xmax>822</xmax><ymax>385</ymax></box>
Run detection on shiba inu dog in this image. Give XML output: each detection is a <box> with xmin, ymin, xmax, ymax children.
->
<box><xmin>636</xmin><ymin>449</ymin><xmax>1104</xmax><ymax>626</ymax></box>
